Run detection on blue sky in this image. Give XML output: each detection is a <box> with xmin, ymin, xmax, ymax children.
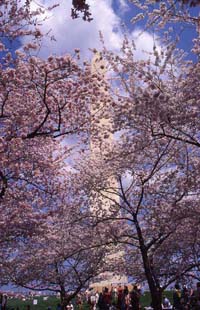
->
<box><xmin>22</xmin><ymin>0</ymin><xmax>197</xmax><ymax>61</ymax></box>
<box><xmin>21</xmin><ymin>0</ymin><xmax>163</xmax><ymax>60</ymax></box>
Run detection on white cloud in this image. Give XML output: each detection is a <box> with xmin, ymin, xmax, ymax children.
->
<box><xmin>28</xmin><ymin>0</ymin><xmax>123</xmax><ymax>59</ymax></box>
<box><xmin>131</xmin><ymin>29</ymin><xmax>161</xmax><ymax>61</ymax></box>
<box><xmin>117</xmin><ymin>0</ymin><xmax>130</xmax><ymax>14</ymax></box>
<box><xmin>21</xmin><ymin>1</ymin><xmax>162</xmax><ymax>62</ymax></box>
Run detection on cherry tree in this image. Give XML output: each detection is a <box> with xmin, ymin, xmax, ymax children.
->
<box><xmin>0</xmin><ymin>50</ymin><xmax>111</xmax><ymax>265</ymax></box>
<box><xmin>0</xmin><ymin>0</ymin><xmax>110</xmax><ymax>220</ymax></box>
<box><xmin>75</xmin><ymin>122</ymin><xmax>200</xmax><ymax>308</ymax></box>
<box><xmin>3</xmin><ymin>184</ymin><xmax>123</xmax><ymax>308</ymax></box>
<box><xmin>0</xmin><ymin>133</ymin><xmax>67</xmax><ymax>284</ymax></box>
<box><xmin>128</xmin><ymin>0</ymin><xmax>200</xmax><ymax>151</ymax></box>
<box><xmin>70</xmin><ymin>9</ymin><xmax>200</xmax><ymax>306</ymax></box>
<box><xmin>95</xmin><ymin>2</ymin><xmax>200</xmax><ymax>306</ymax></box>
<box><xmin>0</xmin><ymin>0</ymin><xmax>91</xmax><ymax>46</ymax></box>
<box><xmin>0</xmin><ymin>3</ymin><xmax>199</xmax><ymax>310</ymax></box>
<box><xmin>0</xmin><ymin>0</ymin><xmax>44</xmax><ymax>41</ymax></box>
<box><xmin>0</xmin><ymin>2</ymin><xmax>113</xmax><ymax>297</ymax></box>
<box><xmin>130</xmin><ymin>0</ymin><xmax>200</xmax><ymax>30</ymax></box>
<box><xmin>76</xmin><ymin>135</ymin><xmax>200</xmax><ymax>309</ymax></box>
<box><xmin>0</xmin><ymin>47</ymin><xmax>110</xmax><ymax>199</ymax></box>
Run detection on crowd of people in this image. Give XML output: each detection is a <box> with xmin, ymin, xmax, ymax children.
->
<box><xmin>172</xmin><ymin>282</ymin><xmax>200</xmax><ymax>310</ymax></box>
<box><xmin>1</xmin><ymin>282</ymin><xmax>200</xmax><ymax>310</ymax></box>
<box><xmin>78</xmin><ymin>284</ymin><xmax>142</xmax><ymax>310</ymax></box>
<box><xmin>77</xmin><ymin>282</ymin><xmax>200</xmax><ymax>310</ymax></box>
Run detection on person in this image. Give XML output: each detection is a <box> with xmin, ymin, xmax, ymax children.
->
<box><xmin>66</xmin><ymin>302</ymin><xmax>74</xmax><ymax>310</ymax></box>
<box><xmin>1</xmin><ymin>295</ymin><xmax>7</xmax><ymax>310</ymax></box>
<box><xmin>102</xmin><ymin>287</ymin><xmax>111</xmax><ymax>310</ymax></box>
<box><xmin>173</xmin><ymin>284</ymin><xmax>181</xmax><ymax>310</ymax></box>
<box><xmin>121</xmin><ymin>286</ymin><xmax>129</xmax><ymax>310</ymax></box>
<box><xmin>90</xmin><ymin>294</ymin><xmax>96</xmax><ymax>310</ymax></box>
<box><xmin>162</xmin><ymin>295</ymin><xmax>172</xmax><ymax>309</ymax></box>
<box><xmin>195</xmin><ymin>282</ymin><xmax>200</xmax><ymax>307</ymax></box>
<box><xmin>76</xmin><ymin>295</ymin><xmax>83</xmax><ymax>310</ymax></box>
<box><xmin>130</xmin><ymin>285</ymin><xmax>141</xmax><ymax>310</ymax></box>
<box><xmin>111</xmin><ymin>287</ymin><xmax>118</xmax><ymax>308</ymax></box>
<box><xmin>117</xmin><ymin>285</ymin><xmax>124</xmax><ymax>310</ymax></box>
<box><xmin>124</xmin><ymin>286</ymin><xmax>129</xmax><ymax>297</ymax></box>
<box><xmin>189</xmin><ymin>282</ymin><xmax>200</xmax><ymax>310</ymax></box>
<box><xmin>88</xmin><ymin>288</ymin><xmax>97</xmax><ymax>310</ymax></box>
<box><xmin>0</xmin><ymin>293</ymin><xmax>3</xmax><ymax>310</ymax></box>
<box><xmin>180</xmin><ymin>286</ymin><xmax>190</xmax><ymax>309</ymax></box>
<box><xmin>97</xmin><ymin>287</ymin><xmax>111</xmax><ymax>310</ymax></box>
<box><xmin>97</xmin><ymin>292</ymin><xmax>104</xmax><ymax>310</ymax></box>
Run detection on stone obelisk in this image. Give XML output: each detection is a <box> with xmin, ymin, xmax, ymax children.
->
<box><xmin>90</xmin><ymin>51</ymin><xmax>127</xmax><ymax>289</ymax></box>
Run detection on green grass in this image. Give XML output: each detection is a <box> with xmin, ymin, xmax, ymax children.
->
<box><xmin>7</xmin><ymin>291</ymin><xmax>173</xmax><ymax>310</ymax></box>
<box><xmin>140</xmin><ymin>291</ymin><xmax>173</xmax><ymax>307</ymax></box>
<box><xmin>7</xmin><ymin>296</ymin><xmax>60</xmax><ymax>310</ymax></box>
<box><xmin>7</xmin><ymin>296</ymin><xmax>89</xmax><ymax>310</ymax></box>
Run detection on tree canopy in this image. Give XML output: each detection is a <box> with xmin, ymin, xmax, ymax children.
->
<box><xmin>0</xmin><ymin>2</ymin><xmax>200</xmax><ymax>310</ymax></box>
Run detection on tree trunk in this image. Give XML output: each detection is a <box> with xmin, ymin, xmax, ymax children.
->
<box><xmin>148</xmin><ymin>281</ymin><xmax>162</xmax><ymax>310</ymax></box>
<box><xmin>142</xmin><ymin>254</ymin><xmax>163</xmax><ymax>310</ymax></box>
<box><xmin>60</xmin><ymin>285</ymin><xmax>66</xmax><ymax>310</ymax></box>
<box><xmin>134</xmin><ymin>218</ymin><xmax>163</xmax><ymax>310</ymax></box>
<box><xmin>63</xmin><ymin>294</ymin><xmax>74</xmax><ymax>307</ymax></box>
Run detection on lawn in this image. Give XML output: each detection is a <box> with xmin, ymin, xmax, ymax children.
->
<box><xmin>6</xmin><ymin>291</ymin><xmax>173</xmax><ymax>310</ymax></box>
<box><xmin>7</xmin><ymin>296</ymin><xmax>60</xmax><ymax>310</ymax></box>
<box><xmin>140</xmin><ymin>290</ymin><xmax>173</xmax><ymax>307</ymax></box>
